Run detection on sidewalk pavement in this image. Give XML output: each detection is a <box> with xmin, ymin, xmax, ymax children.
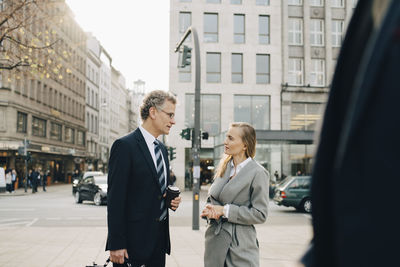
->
<box><xmin>0</xmin><ymin>186</ymin><xmax>311</xmax><ymax>267</ymax></box>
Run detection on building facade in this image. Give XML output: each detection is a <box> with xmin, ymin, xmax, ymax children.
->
<box><xmin>85</xmin><ymin>33</ymin><xmax>101</xmax><ymax>171</ymax></box>
<box><xmin>168</xmin><ymin>0</ymin><xmax>356</xmax><ymax>189</ymax></box>
<box><xmin>0</xmin><ymin>1</ymin><xmax>87</xmax><ymax>183</ymax></box>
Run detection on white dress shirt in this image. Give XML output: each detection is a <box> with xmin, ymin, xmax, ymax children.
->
<box><xmin>223</xmin><ymin>157</ymin><xmax>252</xmax><ymax>218</ymax></box>
<box><xmin>139</xmin><ymin>126</ymin><xmax>167</xmax><ymax>188</ymax></box>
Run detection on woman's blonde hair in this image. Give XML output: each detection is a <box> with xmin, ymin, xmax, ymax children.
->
<box><xmin>214</xmin><ymin>122</ymin><xmax>256</xmax><ymax>178</ymax></box>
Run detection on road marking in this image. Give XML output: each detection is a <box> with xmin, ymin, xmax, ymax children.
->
<box><xmin>26</xmin><ymin>218</ymin><xmax>38</xmax><ymax>227</ymax></box>
<box><xmin>0</xmin><ymin>218</ymin><xmax>20</xmax><ymax>222</ymax></box>
<box><xmin>0</xmin><ymin>208</ymin><xmax>35</xmax><ymax>211</ymax></box>
<box><xmin>46</xmin><ymin>217</ymin><xmax>61</xmax><ymax>220</ymax></box>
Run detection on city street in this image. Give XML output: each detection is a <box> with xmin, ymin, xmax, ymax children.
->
<box><xmin>0</xmin><ymin>184</ymin><xmax>312</xmax><ymax>267</ymax></box>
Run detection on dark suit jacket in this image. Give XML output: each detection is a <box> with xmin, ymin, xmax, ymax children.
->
<box><xmin>106</xmin><ymin>128</ymin><xmax>171</xmax><ymax>260</ymax></box>
<box><xmin>303</xmin><ymin>1</ymin><xmax>400</xmax><ymax>266</ymax></box>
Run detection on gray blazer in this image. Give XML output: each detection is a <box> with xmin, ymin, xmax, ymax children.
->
<box><xmin>204</xmin><ymin>159</ymin><xmax>269</xmax><ymax>267</ymax></box>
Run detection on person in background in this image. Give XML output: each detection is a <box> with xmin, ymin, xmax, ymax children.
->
<box><xmin>5</xmin><ymin>169</ymin><xmax>12</xmax><ymax>193</ymax></box>
<box><xmin>201</xmin><ymin>122</ymin><xmax>269</xmax><ymax>267</ymax></box>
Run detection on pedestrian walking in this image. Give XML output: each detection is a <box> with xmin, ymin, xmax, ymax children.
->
<box><xmin>5</xmin><ymin>168</ymin><xmax>12</xmax><ymax>193</ymax></box>
<box><xmin>42</xmin><ymin>170</ymin><xmax>48</xmax><ymax>192</ymax></box>
<box><xmin>31</xmin><ymin>168</ymin><xmax>39</xmax><ymax>193</ymax></box>
<box><xmin>11</xmin><ymin>169</ymin><xmax>17</xmax><ymax>193</ymax></box>
<box><xmin>106</xmin><ymin>90</ymin><xmax>182</xmax><ymax>266</ymax></box>
<box><xmin>201</xmin><ymin>122</ymin><xmax>269</xmax><ymax>267</ymax></box>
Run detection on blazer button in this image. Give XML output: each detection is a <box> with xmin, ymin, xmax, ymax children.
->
<box><xmin>158</xmin><ymin>195</ymin><xmax>162</xmax><ymax>200</ymax></box>
<box><xmin>155</xmin><ymin>218</ymin><xmax>160</xmax><ymax>222</ymax></box>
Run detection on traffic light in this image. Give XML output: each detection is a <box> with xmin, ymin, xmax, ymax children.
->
<box><xmin>17</xmin><ymin>146</ymin><xmax>25</xmax><ymax>156</ymax></box>
<box><xmin>169</xmin><ymin>147</ymin><xmax>176</xmax><ymax>161</ymax></box>
<box><xmin>179</xmin><ymin>45</ymin><xmax>192</xmax><ymax>67</ymax></box>
<box><xmin>201</xmin><ymin>132</ymin><xmax>209</xmax><ymax>140</ymax></box>
<box><xmin>180</xmin><ymin>128</ymin><xmax>192</xmax><ymax>140</ymax></box>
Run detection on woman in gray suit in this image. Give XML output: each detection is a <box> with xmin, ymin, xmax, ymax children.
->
<box><xmin>201</xmin><ymin>122</ymin><xmax>269</xmax><ymax>267</ymax></box>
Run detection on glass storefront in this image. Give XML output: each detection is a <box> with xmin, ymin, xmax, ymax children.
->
<box><xmin>213</xmin><ymin>130</ymin><xmax>315</xmax><ymax>182</ymax></box>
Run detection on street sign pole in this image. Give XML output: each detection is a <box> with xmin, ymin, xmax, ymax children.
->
<box><xmin>175</xmin><ymin>26</ymin><xmax>201</xmax><ymax>230</ymax></box>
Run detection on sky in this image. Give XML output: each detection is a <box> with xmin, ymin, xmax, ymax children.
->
<box><xmin>65</xmin><ymin>0</ymin><xmax>170</xmax><ymax>92</ymax></box>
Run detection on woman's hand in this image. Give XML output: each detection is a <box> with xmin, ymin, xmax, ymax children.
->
<box><xmin>200</xmin><ymin>204</ymin><xmax>224</xmax><ymax>220</ymax></box>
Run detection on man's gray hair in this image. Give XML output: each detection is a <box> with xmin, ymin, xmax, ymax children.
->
<box><xmin>140</xmin><ymin>90</ymin><xmax>177</xmax><ymax>121</ymax></box>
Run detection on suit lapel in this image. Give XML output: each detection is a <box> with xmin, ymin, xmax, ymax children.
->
<box><xmin>134</xmin><ymin>129</ymin><xmax>158</xmax><ymax>184</ymax></box>
<box><xmin>219</xmin><ymin>160</ymin><xmax>256</xmax><ymax>204</ymax></box>
<box><xmin>334</xmin><ymin>1</ymin><xmax>400</xmax><ymax>171</ymax></box>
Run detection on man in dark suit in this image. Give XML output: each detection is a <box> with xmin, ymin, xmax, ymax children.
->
<box><xmin>302</xmin><ymin>0</ymin><xmax>400</xmax><ymax>266</ymax></box>
<box><xmin>106</xmin><ymin>90</ymin><xmax>182</xmax><ymax>267</ymax></box>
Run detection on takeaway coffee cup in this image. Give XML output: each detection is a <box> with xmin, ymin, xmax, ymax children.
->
<box><xmin>166</xmin><ymin>185</ymin><xmax>180</xmax><ymax>209</ymax></box>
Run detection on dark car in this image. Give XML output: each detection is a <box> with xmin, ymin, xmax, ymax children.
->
<box><xmin>72</xmin><ymin>171</ymin><xmax>103</xmax><ymax>195</ymax></box>
<box><xmin>74</xmin><ymin>174</ymin><xmax>107</xmax><ymax>206</ymax></box>
<box><xmin>273</xmin><ymin>176</ymin><xmax>311</xmax><ymax>213</ymax></box>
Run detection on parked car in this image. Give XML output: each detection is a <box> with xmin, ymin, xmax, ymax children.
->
<box><xmin>273</xmin><ymin>176</ymin><xmax>312</xmax><ymax>213</ymax></box>
<box><xmin>72</xmin><ymin>171</ymin><xmax>103</xmax><ymax>195</ymax></box>
<box><xmin>74</xmin><ymin>174</ymin><xmax>107</xmax><ymax>206</ymax></box>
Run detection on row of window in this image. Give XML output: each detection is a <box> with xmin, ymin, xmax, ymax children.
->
<box><xmin>86</xmin><ymin>86</ymin><xmax>99</xmax><ymax>109</ymax></box>
<box><xmin>86</xmin><ymin>112</ymin><xmax>99</xmax><ymax>135</ymax></box>
<box><xmin>17</xmin><ymin>112</ymin><xmax>85</xmax><ymax>145</ymax></box>
<box><xmin>180</xmin><ymin>0</ymin><xmax>356</xmax><ymax>8</ymax></box>
<box><xmin>288</xmin><ymin>0</ymin><xmax>357</xmax><ymax>8</ymax></box>
<box><xmin>288</xmin><ymin>58</ymin><xmax>326</xmax><ymax>86</ymax></box>
<box><xmin>8</xmin><ymin>76</ymin><xmax>85</xmax><ymax>120</ymax></box>
<box><xmin>180</xmin><ymin>12</ymin><xmax>270</xmax><ymax>45</ymax></box>
<box><xmin>183</xmin><ymin>94</ymin><xmax>322</xmax><ymax>135</ymax></box>
<box><xmin>289</xmin><ymin>18</ymin><xmax>344</xmax><ymax>47</ymax></box>
<box><xmin>180</xmin><ymin>53</ymin><xmax>270</xmax><ymax>84</ymax></box>
<box><xmin>180</xmin><ymin>53</ymin><xmax>326</xmax><ymax>87</ymax></box>
<box><xmin>180</xmin><ymin>0</ymin><xmax>269</xmax><ymax>5</ymax></box>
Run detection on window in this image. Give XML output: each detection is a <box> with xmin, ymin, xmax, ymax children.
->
<box><xmin>288</xmin><ymin>18</ymin><xmax>303</xmax><ymax>45</ymax></box>
<box><xmin>231</xmin><ymin>0</ymin><xmax>242</xmax><ymax>4</ymax></box>
<box><xmin>288</xmin><ymin>58</ymin><xmax>303</xmax><ymax>85</ymax></box>
<box><xmin>180</xmin><ymin>0</ymin><xmax>191</xmax><ymax>2</ymax></box>
<box><xmin>288</xmin><ymin>0</ymin><xmax>302</xmax><ymax>5</ymax></box>
<box><xmin>232</xmin><ymin>53</ymin><xmax>243</xmax><ymax>83</ymax></box>
<box><xmin>179</xmin><ymin>12</ymin><xmax>191</xmax><ymax>41</ymax></box>
<box><xmin>206</xmin><ymin>52</ymin><xmax>221</xmax><ymax>83</ymax></box>
<box><xmin>50</xmin><ymin>122</ymin><xmax>62</xmax><ymax>141</ymax></box>
<box><xmin>234</xmin><ymin>95</ymin><xmax>270</xmax><ymax>130</ymax></box>
<box><xmin>256</xmin><ymin>54</ymin><xmax>270</xmax><ymax>84</ymax></box>
<box><xmin>290</xmin><ymin>103</ymin><xmax>322</xmax><ymax>130</ymax></box>
<box><xmin>207</xmin><ymin>0</ymin><xmax>220</xmax><ymax>3</ymax></box>
<box><xmin>32</xmin><ymin>117</ymin><xmax>46</xmax><ymax>137</ymax></box>
<box><xmin>310</xmin><ymin>59</ymin><xmax>325</xmax><ymax>86</ymax></box>
<box><xmin>77</xmin><ymin>131</ymin><xmax>85</xmax><ymax>146</ymax></box>
<box><xmin>310</xmin><ymin>19</ymin><xmax>324</xmax><ymax>46</ymax></box>
<box><xmin>331</xmin><ymin>0</ymin><xmax>344</xmax><ymax>7</ymax></box>
<box><xmin>185</xmin><ymin>94</ymin><xmax>221</xmax><ymax>136</ymax></box>
<box><xmin>204</xmin><ymin>13</ymin><xmax>218</xmax><ymax>43</ymax></box>
<box><xmin>310</xmin><ymin>0</ymin><xmax>323</xmax><ymax>6</ymax></box>
<box><xmin>331</xmin><ymin>20</ymin><xmax>344</xmax><ymax>47</ymax></box>
<box><xmin>233</xmin><ymin>14</ymin><xmax>245</xmax><ymax>44</ymax></box>
<box><xmin>17</xmin><ymin>112</ymin><xmax>27</xmax><ymax>133</ymax></box>
<box><xmin>65</xmin><ymin>127</ymin><xmax>75</xmax><ymax>144</ymax></box>
<box><xmin>259</xmin><ymin>15</ymin><xmax>270</xmax><ymax>44</ymax></box>
<box><xmin>256</xmin><ymin>0</ymin><xmax>269</xmax><ymax>5</ymax></box>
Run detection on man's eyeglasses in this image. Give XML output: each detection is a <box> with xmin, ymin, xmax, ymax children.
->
<box><xmin>157</xmin><ymin>108</ymin><xmax>175</xmax><ymax>119</ymax></box>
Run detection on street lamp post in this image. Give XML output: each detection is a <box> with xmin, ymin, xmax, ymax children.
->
<box><xmin>175</xmin><ymin>26</ymin><xmax>201</xmax><ymax>230</ymax></box>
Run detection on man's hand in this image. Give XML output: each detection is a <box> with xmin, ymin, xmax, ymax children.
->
<box><xmin>170</xmin><ymin>196</ymin><xmax>181</xmax><ymax>211</ymax></box>
<box><xmin>110</xmin><ymin>249</ymin><xmax>128</xmax><ymax>264</ymax></box>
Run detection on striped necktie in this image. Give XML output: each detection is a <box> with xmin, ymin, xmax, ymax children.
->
<box><xmin>154</xmin><ymin>140</ymin><xmax>167</xmax><ymax>220</ymax></box>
